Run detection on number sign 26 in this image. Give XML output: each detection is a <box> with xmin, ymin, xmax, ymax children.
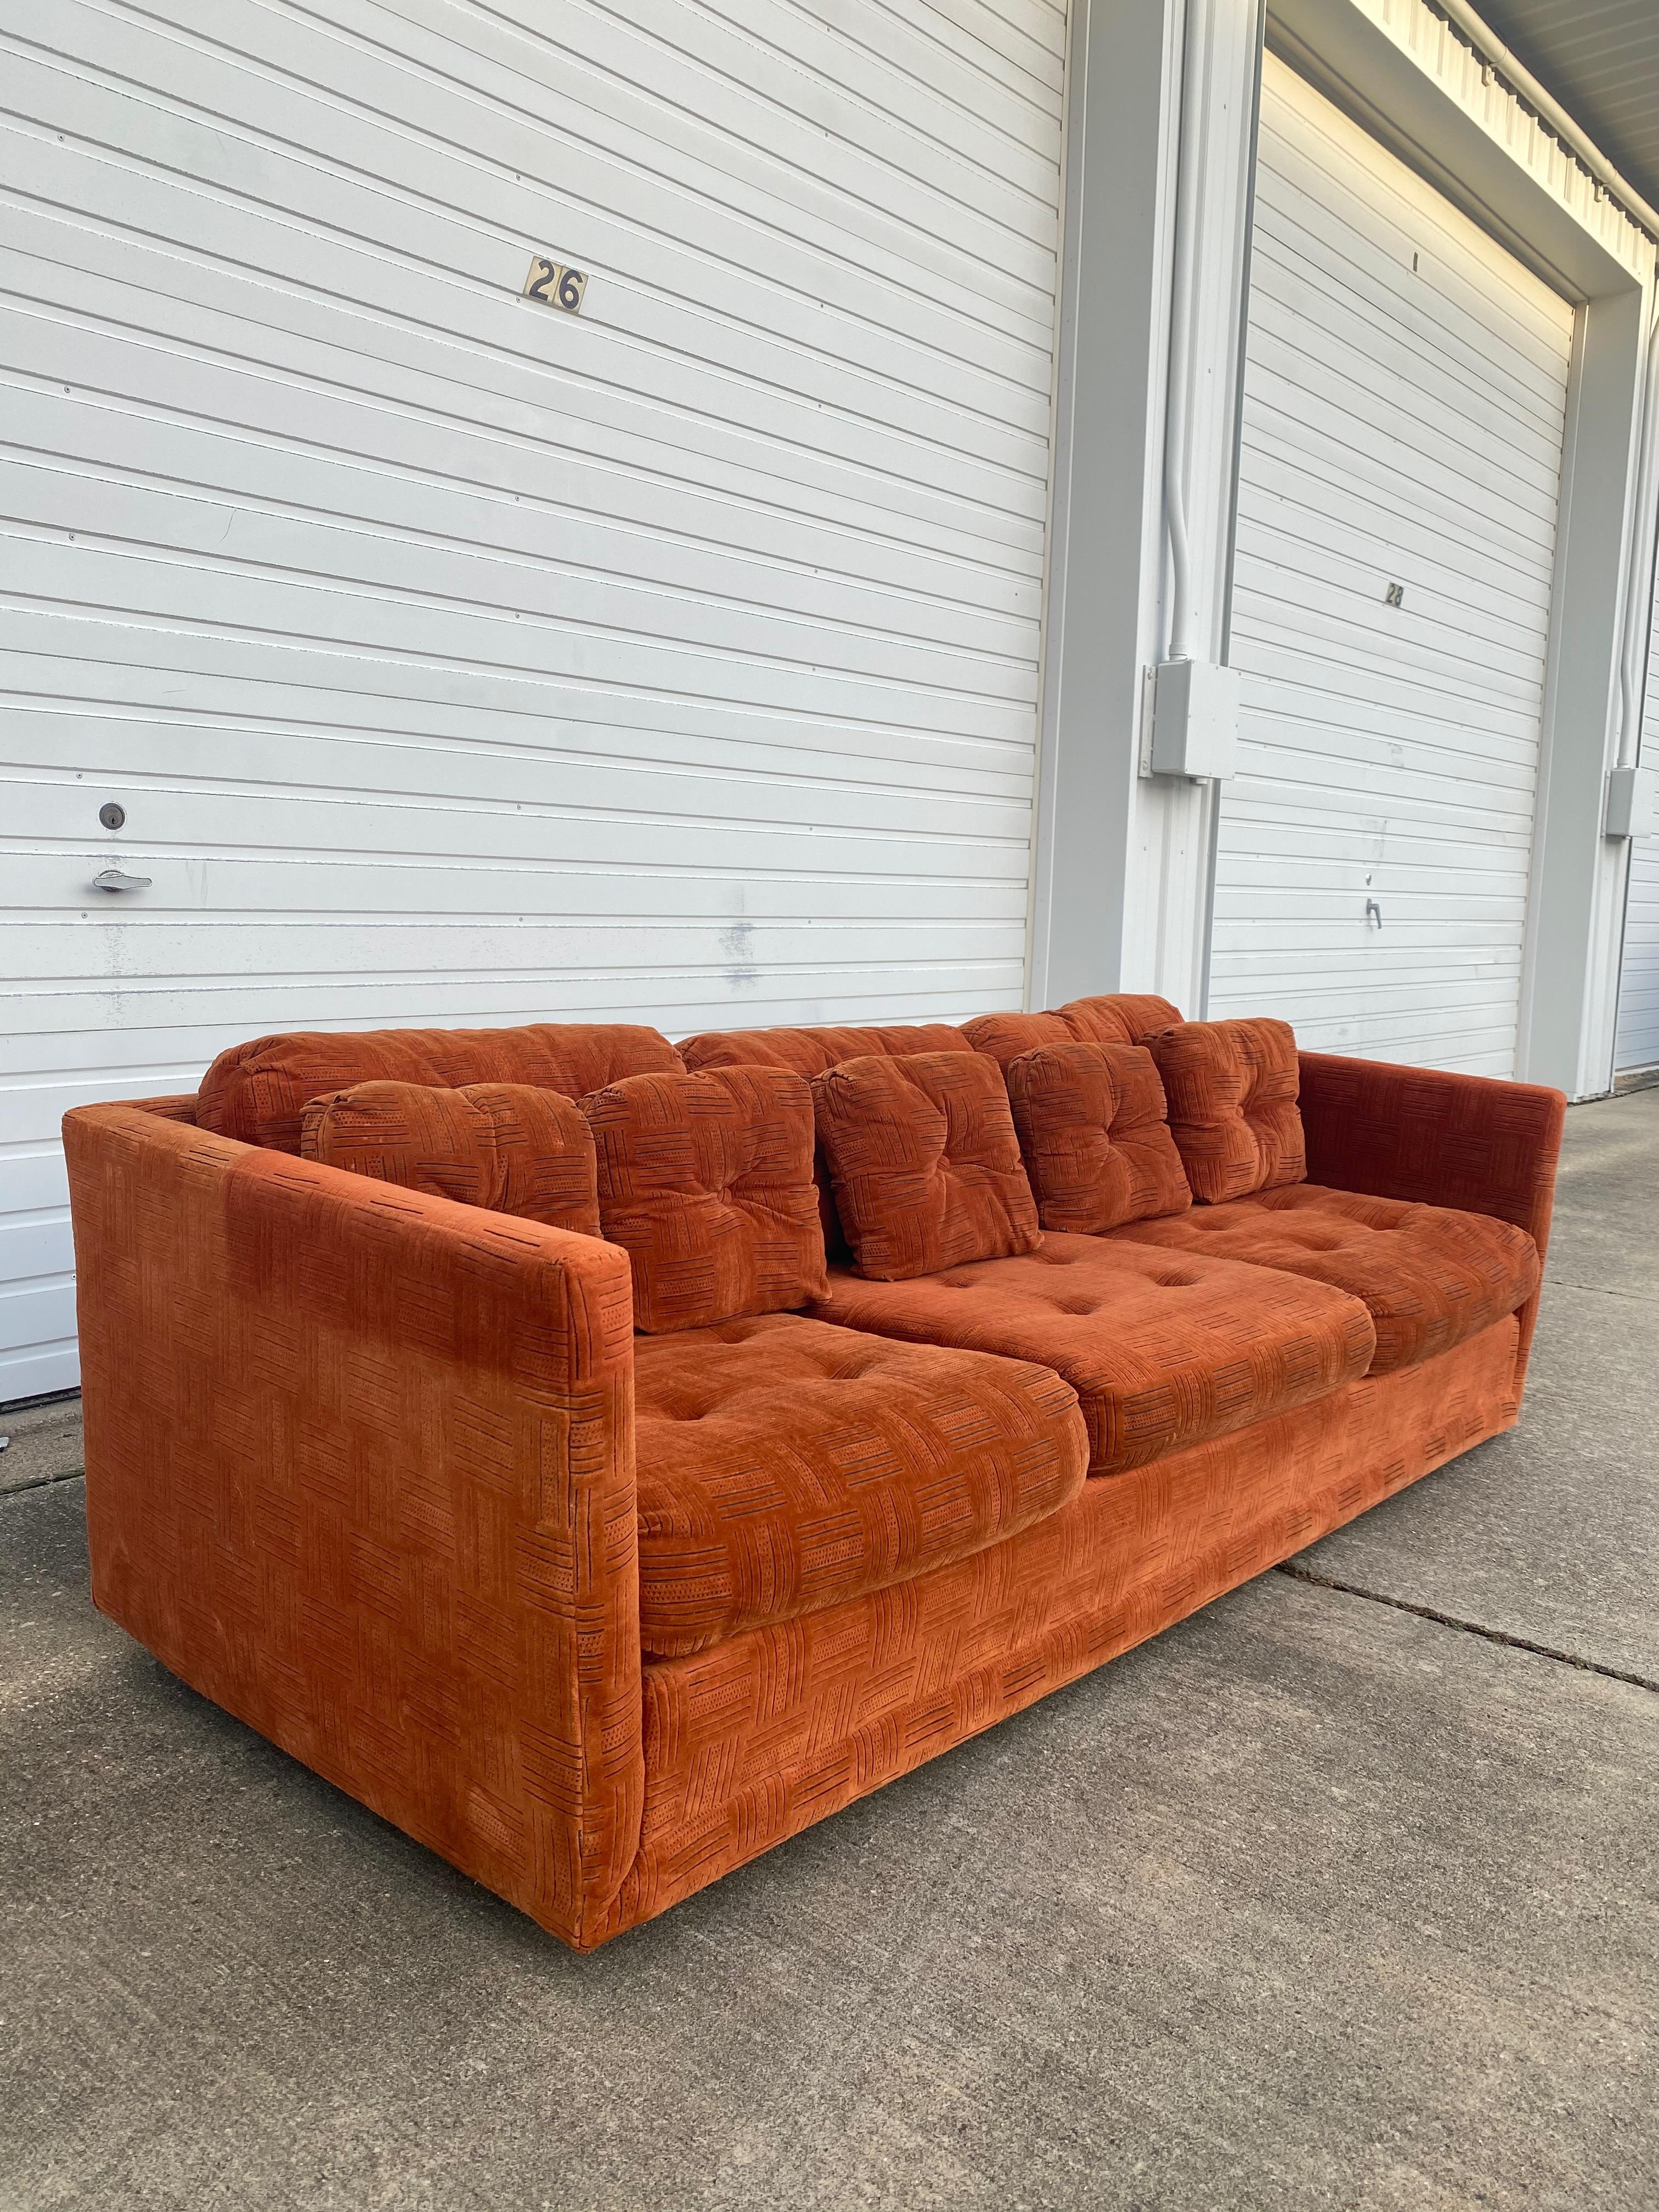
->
<box><xmin>522</xmin><ymin>256</ymin><xmax>588</xmax><ymax>313</ymax></box>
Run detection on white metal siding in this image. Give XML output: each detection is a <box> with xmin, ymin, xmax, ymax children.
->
<box><xmin>1615</xmin><ymin>586</ymin><xmax>1659</xmax><ymax>1074</ymax></box>
<box><xmin>1211</xmin><ymin>57</ymin><xmax>1576</xmax><ymax>1074</ymax></box>
<box><xmin>0</xmin><ymin>0</ymin><xmax>1069</xmax><ymax>1398</ymax></box>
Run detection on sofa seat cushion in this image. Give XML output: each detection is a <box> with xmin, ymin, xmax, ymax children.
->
<box><xmin>1105</xmin><ymin>1184</ymin><xmax>1541</xmax><ymax>1375</ymax></box>
<box><xmin>631</xmin><ymin>1314</ymin><xmax>1088</xmax><ymax>1656</ymax></box>
<box><xmin>809</xmin><ymin>1234</ymin><xmax>1374</xmax><ymax>1476</ymax></box>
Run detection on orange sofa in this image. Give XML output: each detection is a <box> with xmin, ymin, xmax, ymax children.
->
<box><xmin>63</xmin><ymin>997</ymin><xmax>1563</xmax><ymax>1950</ymax></box>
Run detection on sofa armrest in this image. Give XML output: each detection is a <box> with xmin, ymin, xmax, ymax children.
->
<box><xmin>1297</xmin><ymin>1053</ymin><xmax>1565</xmax><ymax>1253</ymax></box>
<box><xmin>1297</xmin><ymin>1053</ymin><xmax>1565</xmax><ymax>1384</ymax></box>
<box><xmin>64</xmin><ymin>1103</ymin><xmax>642</xmax><ymax>1950</ymax></box>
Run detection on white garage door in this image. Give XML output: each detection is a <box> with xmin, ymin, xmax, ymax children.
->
<box><xmin>1615</xmin><ymin>566</ymin><xmax>1659</xmax><ymax>1077</ymax></box>
<box><xmin>0</xmin><ymin>0</ymin><xmax>1068</xmax><ymax>1399</ymax></box>
<box><xmin>1211</xmin><ymin>56</ymin><xmax>1576</xmax><ymax>1075</ymax></box>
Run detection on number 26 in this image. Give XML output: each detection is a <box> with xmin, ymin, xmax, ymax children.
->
<box><xmin>523</xmin><ymin>256</ymin><xmax>587</xmax><ymax>314</ymax></box>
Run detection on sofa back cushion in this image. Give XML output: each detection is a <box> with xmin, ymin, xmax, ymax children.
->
<box><xmin>963</xmin><ymin>993</ymin><xmax>1183</xmax><ymax>1069</ymax></box>
<box><xmin>301</xmin><ymin>1081</ymin><xmax>601</xmax><ymax>1235</ymax></box>
<box><xmin>679</xmin><ymin>1022</ymin><xmax>969</xmax><ymax>1076</ymax></box>
<box><xmin>1005</xmin><ymin>1042</ymin><xmax>1191</xmax><ymax>1232</ymax></box>
<box><xmin>1146</xmin><ymin>1018</ymin><xmax>1305</xmax><ymax>1202</ymax></box>
<box><xmin>811</xmin><ymin>1051</ymin><xmax>1041</xmax><ymax>1280</ymax></box>
<box><xmin>199</xmin><ymin>1022</ymin><xmax>682</xmax><ymax>1154</ymax></box>
<box><xmin>581</xmin><ymin>1067</ymin><xmax>828</xmax><ymax>1332</ymax></box>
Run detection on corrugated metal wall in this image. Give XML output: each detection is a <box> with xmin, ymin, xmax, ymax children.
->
<box><xmin>0</xmin><ymin>0</ymin><xmax>1069</xmax><ymax>1397</ymax></box>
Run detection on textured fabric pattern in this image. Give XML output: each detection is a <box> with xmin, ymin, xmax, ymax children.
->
<box><xmin>1106</xmin><ymin>1182</ymin><xmax>1539</xmax><ymax>1375</ymax></box>
<box><xmin>631</xmin><ymin>1314</ymin><xmax>1087</xmax><ymax>1656</ymax></box>
<box><xmin>811</xmin><ymin>1233</ymin><xmax>1373</xmax><ymax>1472</ymax></box>
<box><xmin>1006</xmin><ymin>1042</ymin><xmax>1191</xmax><ymax>1232</ymax></box>
<box><xmin>199</xmin><ymin>1023</ymin><xmax>682</xmax><ymax>1154</ymax></box>
<box><xmin>811</xmin><ymin>1052</ymin><xmax>1041</xmax><ymax>1282</ymax></box>
<box><xmin>597</xmin><ymin>1316</ymin><xmax>1521</xmax><ymax>1944</ymax></box>
<box><xmin>1297</xmin><ymin>1052</ymin><xmax>1566</xmax><ymax>1383</ymax></box>
<box><xmin>962</xmin><ymin>993</ymin><xmax>1184</xmax><ymax>1070</ymax></box>
<box><xmin>1148</xmin><ymin>1018</ymin><xmax>1305</xmax><ymax>1201</ymax></box>
<box><xmin>63</xmin><ymin>1100</ymin><xmax>642</xmax><ymax>1953</ymax></box>
<box><xmin>679</xmin><ymin>1023</ymin><xmax>970</xmax><ymax>1076</ymax></box>
<box><xmin>301</xmin><ymin>1081</ymin><xmax>601</xmax><ymax>1237</ymax></box>
<box><xmin>582</xmin><ymin>1068</ymin><xmax>828</xmax><ymax>1333</ymax></box>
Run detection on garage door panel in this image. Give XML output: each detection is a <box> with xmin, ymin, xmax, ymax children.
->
<box><xmin>1</xmin><ymin>468</ymin><xmax>1041</xmax><ymax>699</ymax></box>
<box><xmin>2</xmin><ymin>380</ymin><xmax>1042</xmax><ymax>650</ymax></box>
<box><xmin>1243</xmin><ymin>312</ymin><xmax>1567</xmax><ymax>517</ymax></box>
<box><xmin>1250</xmin><ymin>157</ymin><xmax>1579</xmax><ymax>405</ymax></box>
<box><xmin>1214</xmin><ymin>58</ymin><xmax>1573</xmax><ymax>1075</ymax></box>
<box><xmin>1</xmin><ymin>245</ymin><xmax>1050</xmax><ymax>575</ymax></box>
<box><xmin>1240</xmin><ymin>435</ymin><xmax>1557</xmax><ymax>606</ymax></box>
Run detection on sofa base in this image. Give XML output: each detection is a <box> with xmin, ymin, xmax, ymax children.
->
<box><xmin>588</xmin><ymin>1315</ymin><xmax>1521</xmax><ymax>1946</ymax></box>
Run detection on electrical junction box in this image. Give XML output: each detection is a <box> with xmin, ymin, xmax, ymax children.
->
<box><xmin>1151</xmin><ymin>658</ymin><xmax>1241</xmax><ymax>780</ymax></box>
<box><xmin>1604</xmin><ymin>763</ymin><xmax>1659</xmax><ymax>838</ymax></box>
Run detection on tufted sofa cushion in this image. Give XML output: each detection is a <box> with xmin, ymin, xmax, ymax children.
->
<box><xmin>1006</xmin><ymin>1041</ymin><xmax>1191</xmax><ymax>1233</ymax></box>
<box><xmin>963</xmin><ymin>993</ymin><xmax>1183</xmax><ymax>1070</ymax></box>
<box><xmin>811</xmin><ymin>1051</ymin><xmax>1041</xmax><ymax>1280</ymax></box>
<box><xmin>1105</xmin><ymin>1183</ymin><xmax>1540</xmax><ymax>1375</ymax></box>
<box><xmin>810</xmin><ymin>1233</ymin><xmax>1374</xmax><ymax>1475</ymax></box>
<box><xmin>582</xmin><ymin>1066</ymin><xmax>827</xmax><ymax>1332</ymax></box>
<box><xmin>631</xmin><ymin>1313</ymin><xmax>1088</xmax><ymax>1655</ymax></box>
<box><xmin>199</xmin><ymin>1022</ymin><xmax>681</xmax><ymax>1154</ymax></box>
<box><xmin>1146</xmin><ymin>1018</ymin><xmax>1304</xmax><ymax>1202</ymax></box>
<box><xmin>679</xmin><ymin>1022</ymin><xmax>970</xmax><ymax>1076</ymax></box>
<box><xmin>301</xmin><ymin>1080</ymin><xmax>600</xmax><ymax>1235</ymax></box>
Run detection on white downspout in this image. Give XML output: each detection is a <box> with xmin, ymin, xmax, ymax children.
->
<box><xmin>1616</xmin><ymin>280</ymin><xmax>1659</xmax><ymax>772</ymax></box>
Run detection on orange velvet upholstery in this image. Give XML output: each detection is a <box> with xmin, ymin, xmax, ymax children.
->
<box><xmin>301</xmin><ymin>1080</ymin><xmax>601</xmax><ymax>1237</ymax></box>
<box><xmin>631</xmin><ymin>1314</ymin><xmax>1087</xmax><ymax>1656</ymax></box>
<box><xmin>582</xmin><ymin>1067</ymin><xmax>827</xmax><ymax>1332</ymax></box>
<box><xmin>679</xmin><ymin>1022</ymin><xmax>970</xmax><ymax>1076</ymax></box>
<box><xmin>963</xmin><ymin>992</ymin><xmax>1183</xmax><ymax>1069</ymax></box>
<box><xmin>199</xmin><ymin>1023</ymin><xmax>682</xmax><ymax>1154</ymax></box>
<box><xmin>1147</xmin><ymin>1018</ymin><xmax>1305</xmax><ymax>1201</ymax></box>
<box><xmin>63</xmin><ymin>1100</ymin><xmax>642</xmax><ymax>1953</ymax></box>
<box><xmin>811</xmin><ymin>1051</ymin><xmax>1041</xmax><ymax>1280</ymax></box>
<box><xmin>1006</xmin><ymin>1041</ymin><xmax>1191</xmax><ymax>1232</ymax></box>
<box><xmin>605</xmin><ymin>1316</ymin><xmax>1521</xmax><ymax>1940</ymax></box>
<box><xmin>810</xmin><ymin>1233</ymin><xmax>1374</xmax><ymax>1473</ymax></box>
<box><xmin>1105</xmin><ymin>1183</ymin><xmax>1539</xmax><ymax>1375</ymax></box>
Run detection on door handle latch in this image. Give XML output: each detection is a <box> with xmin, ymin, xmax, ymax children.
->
<box><xmin>92</xmin><ymin>867</ymin><xmax>152</xmax><ymax>893</ymax></box>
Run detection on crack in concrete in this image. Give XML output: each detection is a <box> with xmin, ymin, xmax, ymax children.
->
<box><xmin>1275</xmin><ymin>1561</ymin><xmax>1658</xmax><ymax>1692</ymax></box>
<box><xmin>0</xmin><ymin>1468</ymin><xmax>86</xmax><ymax>1502</ymax></box>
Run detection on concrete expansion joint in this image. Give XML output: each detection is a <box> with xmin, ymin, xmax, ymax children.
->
<box><xmin>0</xmin><ymin>1466</ymin><xmax>86</xmax><ymax>1502</ymax></box>
<box><xmin>1274</xmin><ymin>1561</ymin><xmax>1659</xmax><ymax>1694</ymax></box>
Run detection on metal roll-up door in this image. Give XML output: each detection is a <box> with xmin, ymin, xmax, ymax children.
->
<box><xmin>0</xmin><ymin>0</ymin><xmax>1068</xmax><ymax>1398</ymax></box>
<box><xmin>1211</xmin><ymin>55</ymin><xmax>1576</xmax><ymax>1076</ymax></box>
<box><xmin>1615</xmin><ymin>545</ymin><xmax>1659</xmax><ymax>1079</ymax></box>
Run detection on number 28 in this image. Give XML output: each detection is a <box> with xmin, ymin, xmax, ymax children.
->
<box><xmin>523</xmin><ymin>256</ymin><xmax>587</xmax><ymax>313</ymax></box>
